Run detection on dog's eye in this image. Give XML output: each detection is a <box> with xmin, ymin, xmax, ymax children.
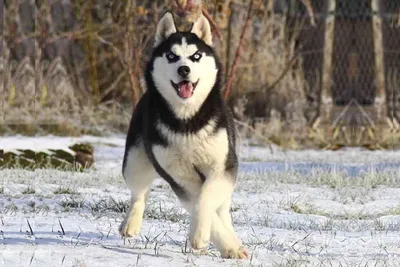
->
<box><xmin>166</xmin><ymin>52</ymin><xmax>177</xmax><ymax>60</ymax></box>
<box><xmin>191</xmin><ymin>52</ymin><xmax>202</xmax><ymax>61</ymax></box>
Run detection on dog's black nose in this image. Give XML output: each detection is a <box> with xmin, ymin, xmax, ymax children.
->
<box><xmin>177</xmin><ymin>66</ymin><xmax>190</xmax><ymax>77</ymax></box>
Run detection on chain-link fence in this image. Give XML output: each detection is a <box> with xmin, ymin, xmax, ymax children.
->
<box><xmin>286</xmin><ymin>0</ymin><xmax>399</xmax><ymax>121</ymax></box>
<box><xmin>332</xmin><ymin>0</ymin><xmax>376</xmax><ymax>106</ymax></box>
<box><xmin>381</xmin><ymin>1</ymin><xmax>400</xmax><ymax>123</ymax></box>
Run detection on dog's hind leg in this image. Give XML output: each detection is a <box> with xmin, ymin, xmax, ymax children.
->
<box><xmin>119</xmin><ymin>145</ymin><xmax>155</xmax><ymax>237</ymax></box>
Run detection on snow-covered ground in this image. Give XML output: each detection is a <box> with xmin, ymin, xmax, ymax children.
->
<box><xmin>1</xmin><ymin>136</ymin><xmax>400</xmax><ymax>266</ymax></box>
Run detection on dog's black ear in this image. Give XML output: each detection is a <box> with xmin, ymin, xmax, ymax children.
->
<box><xmin>190</xmin><ymin>14</ymin><xmax>212</xmax><ymax>46</ymax></box>
<box><xmin>154</xmin><ymin>12</ymin><xmax>177</xmax><ymax>47</ymax></box>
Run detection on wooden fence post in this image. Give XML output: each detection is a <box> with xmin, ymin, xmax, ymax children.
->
<box><xmin>371</xmin><ymin>0</ymin><xmax>387</xmax><ymax>121</ymax></box>
<box><xmin>319</xmin><ymin>0</ymin><xmax>336</xmax><ymax>126</ymax></box>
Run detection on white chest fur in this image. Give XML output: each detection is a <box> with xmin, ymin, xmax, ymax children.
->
<box><xmin>153</xmin><ymin>120</ymin><xmax>229</xmax><ymax>192</ymax></box>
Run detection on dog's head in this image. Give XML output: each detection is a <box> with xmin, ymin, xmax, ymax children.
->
<box><xmin>148</xmin><ymin>12</ymin><xmax>220</xmax><ymax>119</ymax></box>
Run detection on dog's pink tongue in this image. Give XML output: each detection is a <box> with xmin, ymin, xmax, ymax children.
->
<box><xmin>178</xmin><ymin>82</ymin><xmax>193</xmax><ymax>98</ymax></box>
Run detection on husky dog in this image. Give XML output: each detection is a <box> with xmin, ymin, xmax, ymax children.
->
<box><xmin>119</xmin><ymin>12</ymin><xmax>248</xmax><ymax>259</ymax></box>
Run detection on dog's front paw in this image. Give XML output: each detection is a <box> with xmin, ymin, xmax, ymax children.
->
<box><xmin>119</xmin><ymin>220</ymin><xmax>141</xmax><ymax>237</ymax></box>
<box><xmin>189</xmin><ymin>216</ymin><xmax>211</xmax><ymax>250</ymax></box>
<box><xmin>221</xmin><ymin>246</ymin><xmax>249</xmax><ymax>259</ymax></box>
<box><xmin>190</xmin><ymin>228</ymin><xmax>210</xmax><ymax>250</ymax></box>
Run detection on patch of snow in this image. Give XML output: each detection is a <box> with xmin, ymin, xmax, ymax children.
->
<box><xmin>1</xmin><ymin>136</ymin><xmax>400</xmax><ymax>266</ymax></box>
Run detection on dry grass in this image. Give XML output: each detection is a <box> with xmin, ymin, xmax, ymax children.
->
<box><xmin>2</xmin><ymin>1</ymin><xmax>310</xmax><ymax>139</ymax></box>
<box><xmin>2</xmin><ymin>49</ymin><xmax>132</xmax><ymax>136</ymax></box>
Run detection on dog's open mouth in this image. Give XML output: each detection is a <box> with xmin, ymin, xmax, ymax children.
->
<box><xmin>171</xmin><ymin>80</ymin><xmax>199</xmax><ymax>99</ymax></box>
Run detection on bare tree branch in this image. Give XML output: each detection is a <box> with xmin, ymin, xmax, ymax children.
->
<box><xmin>300</xmin><ymin>0</ymin><xmax>316</xmax><ymax>26</ymax></box>
<box><xmin>224</xmin><ymin>0</ymin><xmax>255</xmax><ymax>100</ymax></box>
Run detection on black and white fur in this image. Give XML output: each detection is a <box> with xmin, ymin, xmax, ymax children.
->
<box><xmin>119</xmin><ymin>12</ymin><xmax>248</xmax><ymax>259</ymax></box>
